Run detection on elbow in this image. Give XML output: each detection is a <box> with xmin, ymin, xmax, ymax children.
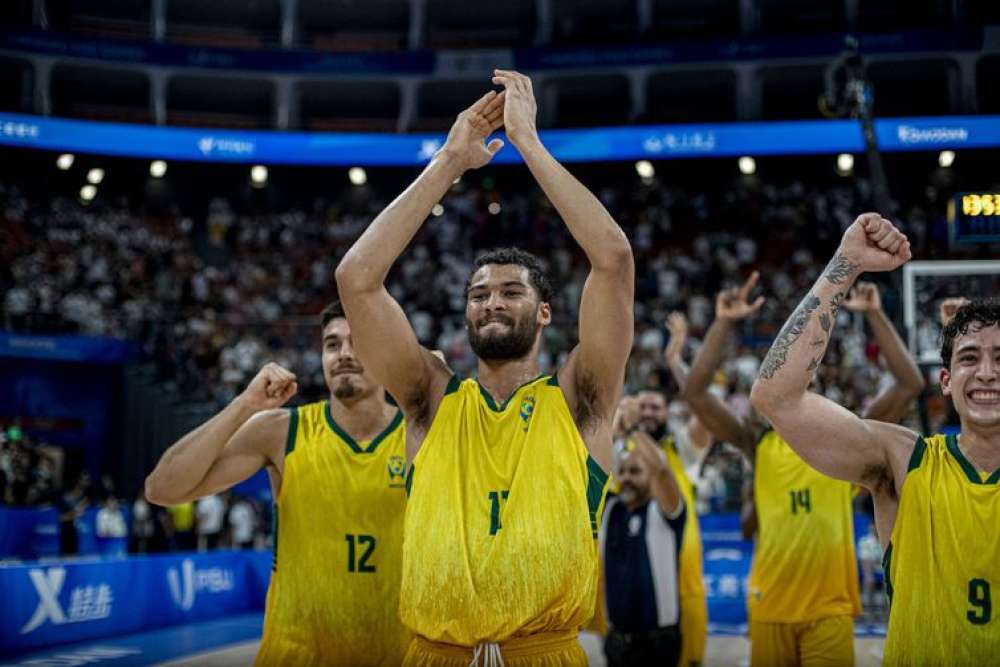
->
<box><xmin>334</xmin><ymin>252</ymin><xmax>377</xmax><ymax>295</ymax></box>
<box><xmin>749</xmin><ymin>380</ymin><xmax>778</xmax><ymax>420</ymax></box>
<box><xmin>905</xmin><ymin>373</ymin><xmax>927</xmax><ymax>397</ymax></box>
<box><xmin>593</xmin><ymin>233</ymin><xmax>634</xmax><ymax>274</ymax></box>
<box><xmin>144</xmin><ymin>473</ymin><xmax>176</xmax><ymax>507</ymax></box>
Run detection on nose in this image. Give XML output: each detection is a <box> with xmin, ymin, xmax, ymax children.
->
<box><xmin>976</xmin><ymin>356</ymin><xmax>998</xmax><ymax>383</ymax></box>
<box><xmin>484</xmin><ymin>291</ymin><xmax>506</xmax><ymax>311</ymax></box>
<box><xmin>338</xmin><ymin>338</ymin><xmax>356</xmax><ymax>361</ymax></box>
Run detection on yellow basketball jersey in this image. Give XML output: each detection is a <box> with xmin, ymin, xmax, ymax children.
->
<box><xmin>883</xmin><ymin>433</ymin><xmax>1000</xmax><ymax>665</ymax></box>
<box><xmin>663</xmin><ymin>438</ymin><xmax>706</xmax><ymax>601</ymax></box>
<box><xmin>256</xmin><ymin>400</ymin><xmax>411</xmax><ymax>666</ymax></box>
<box><xmin>400</xmin><ymin>375</ymin><xmax>609</xmax><ymax>646</ymax></box>
<box><xmin>748</xmin><ymin>430</ymin><xmax>860</xmax><ymax>623</ymax></box>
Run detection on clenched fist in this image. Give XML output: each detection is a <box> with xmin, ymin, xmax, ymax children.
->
<box><xmin>836</xmin><ymin>213</ymin><xmax>912</xmax><ymax>276</ymax></box>
<box><xmin>238</xmin><ymin>362</ymin><xmax>298</xmax><ymax>412</ymax></box>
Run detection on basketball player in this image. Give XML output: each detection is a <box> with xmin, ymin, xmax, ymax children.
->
<box><xmin>751</xmin><ymin>213</ymin><xmax>1000</xmax><ymax>664</ymax></box>
<box><xmin>144</xmin><ymin>302</ymin><xmax>410</xmax><ymax>666</ymax></box>
<box><xmin>335</xmin><ymin>69</ymin><xmax>633</xmax><ymax>666</ymax></box>
<box><xmin>683</xmin><ymin>271</ymin><xmax>923</xmax><ymax>666</ymax></box>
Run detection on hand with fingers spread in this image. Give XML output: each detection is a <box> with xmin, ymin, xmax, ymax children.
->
<box><xmin>837</xmin><ymin>213</ymin><xmax>912</xmax><ymax>274</ymax></box>
<box><xmin>238</xmin><ymin>362</ymin><xmax>298</xmax><ymax>412</ymax></box>
<box><xmin>664</xmin><ymin>312</ymin><xmax>688</xmax><ymax>365</ymax></box>
<box><xmin>843</xmin><ymin>281</ymin><xmax>882</xmax><ymax>313</ymax></box>
<box><xmin>440</xmin><ymin>89</ymin><xmax>506</xmax><ymax>172</ymax></box>
<box><xmin>716</xmin><ymin>271</ymin><xmax>766</xmax><ymax>322</ymax></box>
<box><xmin>939</xmin><ymin>297</ymin><xmax>971</xmax><ymax>327</ymax></box>
<box><xmin>491</xmin><ymin>69</ymin><xmax>538</xmax><ymax>147</ymax></box>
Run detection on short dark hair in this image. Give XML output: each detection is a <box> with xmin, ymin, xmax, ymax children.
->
<box><xmin>941</xmin><ymin>298</ymin><xmax>1000</xmax><ymax>367</ymax></box>
<box><xmin>320</xmin><ymin>300</ymin><xmax>346</xmax><ymax>328</ymax></box>
<box><xmin>466</xmin><ymin>247</ymin><xmax>554</xmax><ymax>303</ymax></box>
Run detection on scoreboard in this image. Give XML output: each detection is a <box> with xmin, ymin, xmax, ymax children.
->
<box><xmin>949</xmin><ymin>193</ymin><xmax>1000</xmax><ymax>246</ymax></box>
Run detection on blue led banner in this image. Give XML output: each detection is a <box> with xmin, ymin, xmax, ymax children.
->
<box><xmin>0</xmin><ymin>112</ymin><xmax>997</xmax><ymax>166</ymax></box>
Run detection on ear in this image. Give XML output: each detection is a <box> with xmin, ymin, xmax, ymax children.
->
<box><xmin>538</xmin><ymin>302</ymin><xmax>552</xmax><ymax>326</ymax></box>
<box><xmin>939</xmin><ymin>366</ymin><xmax>952</xmax><ymax>396</ymax></box>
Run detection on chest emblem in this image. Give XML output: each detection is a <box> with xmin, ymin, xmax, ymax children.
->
<box><xmin>387</xmin><ymin>455</ymin><xmax>406</xmax><ymax>488</ymax></box>
<box><xmin>519</xmin><ymin>396</ymin><xmax>536</xmax><ymax>432</ymax></box>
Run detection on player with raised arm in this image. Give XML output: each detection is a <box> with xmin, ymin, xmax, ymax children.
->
<box><xmin>145</xmin><ymin>303</ymin><xmax>410</xmax><ymax>666</ymax></box>
<box><xmin>750</xmin><ymin>213</ymin><xmax>1000</xmax><ymax>665</ymax></box>
<box><xmin>335</xmin><ymin>70</ymin><xmax>633</xmax><ymax>666</ymax></box>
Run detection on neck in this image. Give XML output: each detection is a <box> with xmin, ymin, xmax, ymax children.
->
<box><xmin>328</xmin><ymin>389</ymin><xmax>396</xmax><ymax>441</ymax></box>
<box><xmin>624</xmin><ymin>494</ymin><xmax>650</xmax><ymax>512</ymax></box>
<box><xmin>476</xmin><ymin>354</ymin><xmax>542</xmax><ymax>405</ymax></box>
<box><xmin>957</xmin><ymin>425</ymin><xmax>1000</xmax><ymax>472</ymax></box>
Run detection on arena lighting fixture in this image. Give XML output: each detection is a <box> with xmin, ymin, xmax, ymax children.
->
<box><xmin>87</xmin><ymin>168</ymin><xmax>105</xmax><ymax>185</ymax></box>
<box><xmin>432</xmin><ymin>203</ymin><xmax>444</xmax><ymax>217</ymax></box>
<box><xmin>150</xmin><ymin>160</ymin><xmax>167</xmax><ymax>178</ymax></box>
<box><xmin>80</xmin><ymin>185</ymin><xmax>96</xmax><ymax>201</ymax></box>
<box><xmin>939</xmin><ymin>150</ymin><xmax>956</xmax><ymax>168</ymax></box>
<box><xmin>738</xmin><ymin>156</ymin><xmax>756</xmax><ymax>175</ymax></box>
<box><xmin>488</xmin><ymin>202</ymin><xmax>501</xmax><ymax>215</ymax></box>
<box><xmin>250</xmin><ymin>165</ymin><xmax>268</xmax><ymax>187</ymax></box>
<box><xmin>56</xmin><ymin>153</ymin><xmax>74</xmax><ymax>170</ymax></box>
<box><xmin>836</xmin><ymin>153</ymin><xmax>854</xmax><ymax>174</ymax></box>
<box><xmin>348</xmin><ymin>167</ymin><xmax>367</xmax><ymax>186</ymax></box>
<box><xmin>635</xmin><ymin>160</ymin><xmax>655</xmax><ymax>179</ymax></box>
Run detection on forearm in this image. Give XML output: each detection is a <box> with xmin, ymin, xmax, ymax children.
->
<box><xmin>336</xmin><ymin>153</ymin><xmax>463</xmax><ymax>291</ymax></box>
<box><xmin>865</xmin><ymin>309</ymin><xmax>924</xmax><ymax>392</ymax></box>
<box><xmin>514</xmin><ymin>136</ymin><xmax>631</xmax><ymax>269</ymax></box>
<box><xmin>754</xmin><ymin>253</ymin><xmax>861</xmax><ymax>406</ymax></box>
<box><xmin>667</xmin><ymin>358</ymin><xmax>689</xmax><ymax>394</ymax></box>
<box><xmin>684</xmin><ymin>318</ymin><xmax>733</xmax><ymax>398</ymax></box>
<box><xmin>650</xmin><ymin>469</ymin><xmax>683</xmax><ymax>515</ymax></box>
<box><xmin>145</xmin><ymin>397</ymin><xmax>256</xmax><ymax>503</ymax></box>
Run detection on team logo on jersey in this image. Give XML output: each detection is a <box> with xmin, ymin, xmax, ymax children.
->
<box><xmin>387</xmin><ymin>455</ymin><xmax>406</xmax><ymax>488</ymax></box>
<box><xmin>519</xmin><ymin>396</ymin><xmax>535</xmax><ymax>432</ymax></box>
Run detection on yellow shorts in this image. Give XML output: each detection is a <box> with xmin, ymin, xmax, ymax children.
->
<box><xmin>750</xmin><ymin>615</ymin><xmax>854</xmax><ymax>667</ymax></box>
<box><xmin>679</xmin><ymin>593</ymin><xmax>708</xmax><ymax>666</ymax></box>
<box><xmin>403</xmin><ymin>630</ymin><xmax>587</xmax><ymax>667</ymax></box>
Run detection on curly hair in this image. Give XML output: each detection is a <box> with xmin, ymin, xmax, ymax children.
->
<box><xmin>940</xmin><ymin>298</ymin><xmax>1000</xmax><ymax>367</ymax></box>
<box><xmin>465</xmin><ymin>247</ymin><xmax>554</xmax><ymax>303</ymax></box>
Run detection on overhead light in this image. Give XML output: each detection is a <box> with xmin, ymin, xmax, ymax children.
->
<box><xmin>150</xmin><ymin>160</ymin><xmax>167</xmax><ymax>178</ymax></box>
<box><xmin>56</xmin><ymin>154</ymin><xmax>74</xmax><ymax>170</ymax></box>
<box><xmin>432</xmin><ymin>204</ymin><xmax>444</xmax><ymax>217</ymax></box>
<box><xmin>80</xmin><ymin>185</ymin><xmax>96</xmax><ymax>201</ymax></box>
<box><xmin>938</xmin><ymin>150</ymin><xmax>955</xmax><ymax>168</ymax></box>
<box><xmin>250</xmin><ymin>165</ymin><xmax>268</xmax><ymax>187</ymax></box>
<box><xmin>87</xmin><ymin>168</ymin><xmax>104</xmax><ymax>185</ymax></box>
<box><xmin>348</xmin><ymin>167</ymin><xmax>367</xmax><ymax>186</ymax></box>
<box><xmin>738</xmin><ymin>156</ymin><xmax>756</xmax><ymax>176</ymax></box>
<box><xmin>488</xmin><ymin>202</ymin><xmax>501</xmax><ymax>215</ymax></box>
<box><xmin>836</xmin><ymin>153</ymin><xmax>854</xmax><ymax>175</ymax></box>
<box><xmin>635</xmin><ymin>160</ymin><xmax>655</xmax><ymax>179</ymax></box>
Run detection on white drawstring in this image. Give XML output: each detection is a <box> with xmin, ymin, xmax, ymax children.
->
<box><xmin>468</xmin><ymin>642</ymin><xmax>505</xmax><ymax>667</ymax></box>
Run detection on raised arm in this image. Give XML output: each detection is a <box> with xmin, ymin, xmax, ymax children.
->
<box><xmin>843</xmin><ymin>282</ymin><xmax>926</xmax><ymax>422</ymax></box>
<box><xmin>492</xmin><ymin>70</ymin><xmax>633</xmax><ymax>463</ymax></box>
<box><xmin>335</xmin><ymin>91</ymin><xmax>506</xmax><ymax>424</ymax></box>
<box><xmin>663</xmin><ymin>312</ymin><xmax>690</xmax><ymax>392</ymax></box>
<box><xmin>631</xmin><ymin>431</ymin><xmax>683</xmax><ymax>516</ymax></box>
<box><xmin>682</xmin><ymin>273</ymin><xmax>764</xmax><ymax>456</ymax></box>
<box><xmin>750</xmin><ymin>214</ymin><xmax>918</xmax><ymax>489</ymax></box>
<box><xmin>145</xmin><ymin>363</ymin><xmax>295</xmax><ymax>506</ymax></box>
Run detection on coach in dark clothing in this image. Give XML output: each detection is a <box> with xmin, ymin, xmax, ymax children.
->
<box><xmin>601</xmin><ymin>429</ymin><xmax>686</xmax><ymax>667</ymax></box>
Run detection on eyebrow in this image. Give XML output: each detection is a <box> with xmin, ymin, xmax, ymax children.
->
<box><xmin>469</xmin><ymin>280</ymin><xmax>529</xmax><ymax>290</ymax></box>
<box><xmin>323</xmin><ymin>334</ymin><xmax>341</xmax><ymax>343</ymax></box>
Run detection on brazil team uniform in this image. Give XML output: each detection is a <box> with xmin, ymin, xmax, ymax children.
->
<box><xmin>664</xmin><ymin>439</ymin><xmax>708</xmax><ymax>667</ymax></box>
<box><xmin>749</xmin><ymin>431</ymin><xmax>860</xmax><ymax>667</ymax></box>
<box><xmin>256</xmin><ymin>400</ymin><xmax>411</xmax><ymax>666</ymax></box>
<box><xmin>883</xmin><ymin>433</ymin><xmax>1000</xmax><ymax>665</ymax></box>
<box><xmin>400</xmin><ymin>375</ymin><xmax>609</xmax><ymax>666</ymax></box>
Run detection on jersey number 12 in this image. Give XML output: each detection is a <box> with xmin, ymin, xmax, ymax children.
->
<box><xmin>346</xmin><ymin>534</ymin><xmax>376</xmax><ymax>573</ymax></box>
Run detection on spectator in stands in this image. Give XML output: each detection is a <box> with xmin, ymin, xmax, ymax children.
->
<box><xmin>857</xmin><ymin>520</ymin><xmax>885</xmax><ymax>622</ymax></box>
<box><xmin>131</xmin><ymin>489</ymin><xmax>155</xmax><ymax>553</ymax></box>
<box><xmin>56</xmin><ymin>472</ymin><xmax>91</xmax><ymax>556</ymax></box>
<box><xmin>167</xmin><ymin>500</ymin><xmax>196</xmax><ymax>551</ymax></box>
<box><xmin>96</xmin><ymin>494</ymin><xmax>128</xmax><ymax>557</ymax></box>
<box><xmin>195</xmin><ymin>493</ymin><xmax>226</xmax><ymax>551</ymax></box>
<box><xmin>228</xmin><ymin>496</ymin><xmax>257</xmax><ymax>550</ymax></box>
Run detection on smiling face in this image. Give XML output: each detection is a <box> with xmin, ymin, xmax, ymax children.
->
<box><xmin>617</xmin><ymin>449</ymin><xmax>652</xmax><ymax>508</ymax></box>
<box><xmin>322</xmin><ymin>317</ymin><xmax>378</xmax><ymax>402</ymax></box>
<box><xmin>941</xmin><ymin>322</ymin><xmax>1000</xmax><ymax>431</ymax></box>
<box><xmin>465</xmin><ymin>264</ymin><xmax>551</xmax><ymax>362</ymax></box>
<box><xmin>637</xmin><ymin>390</ymin><xmax>668</xmax><ymax>437</ymax></box>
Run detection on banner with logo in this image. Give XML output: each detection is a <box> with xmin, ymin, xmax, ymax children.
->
<box><xmin>0</xmin><ymin>551</ymin><xmax>269</xmax><ymax>654</ymax></box>
<box><xmin>0</xmin><ymin>111</ymin><xmax>998</xmax><ymax>167</ymax></box>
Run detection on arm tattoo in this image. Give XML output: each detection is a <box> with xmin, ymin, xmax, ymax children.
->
<box><xmin>759</xmin><ymin>294</ymin><xmax>821</xmax><ymax>380</ymax></box>
<box><xmin>819</xmin><ymin>312</ymin><xmax>831</xmax><ymax>333</ymax></box>
<box><xmin>830</xmin><ymin>291</ymin><xmax>845</xmax><ymax>319</ymax></box>
<box><xmin>822</xmin><ymin>254</ymin><xmax>861</xmax><ymax>286</ymax></box>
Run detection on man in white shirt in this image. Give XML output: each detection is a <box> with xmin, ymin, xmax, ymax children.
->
<box><xmin>196</xmin><ymin>493</ymin><xmax>226</xmax><ymax>551</ymax></box>
<box><xmin>228</xmin><ymin>497</ymin><xmax>256</xmax><ymax>550</ymax></box>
